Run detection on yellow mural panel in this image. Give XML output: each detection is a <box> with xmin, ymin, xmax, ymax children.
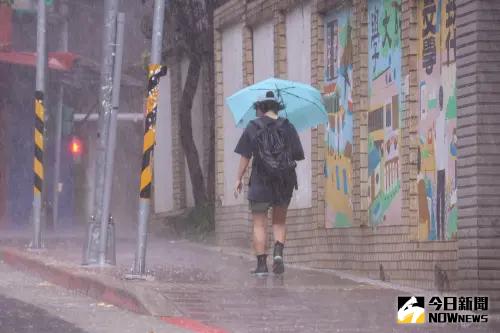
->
<box><xmin>417</xmin><ymin>0</ymin><xmax>457</xmax><ymax>241</ymax></box>
<box><xmin>323</xmin><ymin>7</ymin><xmax>354</xmax><ymax>228</ymax></box>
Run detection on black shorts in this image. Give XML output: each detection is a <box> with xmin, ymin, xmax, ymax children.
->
<box><xmin>249</xmin><ymin>198</ymin><xmax>291</xmax><ymax>213</ymax></box>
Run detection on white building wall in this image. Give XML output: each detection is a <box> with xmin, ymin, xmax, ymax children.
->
<box><xmin>286</xmin><ymin>2</ymin><xmax>313</xmax><ymax>209</ymax></box>
<box><xmin>253</xmin><ymin>21</ymin><xmax>274</xmax><ymax>82</ymax></box>
<box><xmin>222</xmin><ymin>24</ymin><xmax>244</xmax><ymax>206</ymax></box>
<box><xmin>154</xmin><ymin>70</ymin><xmax>174</xmax><ymax>213</ymax></box>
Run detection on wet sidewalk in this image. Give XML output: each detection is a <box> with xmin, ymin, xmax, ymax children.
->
<box><xmin>0</xmin><ymin>231</ymin><xmax>499</xmax><ymax>333</ymax></box>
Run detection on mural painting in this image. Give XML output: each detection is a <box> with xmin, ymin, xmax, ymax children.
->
<box><xmin>417</xmin><ymin>0</ymin><xmax>457</xmax><ymax>240</ymax></box>
<box><xmin>323</xmin><ymin>7</ymin><xmax>354</xmax><ymax>228</ymax></box>
<box><xmin>367</xmin><ymin>0</ymin><xmax>403</xmax><ymax>225</ymax></box>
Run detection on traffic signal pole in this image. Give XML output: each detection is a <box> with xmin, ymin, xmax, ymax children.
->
<box><xmin>31</xmin><ymin>0</ymin><xmax>47</xmax><ymax>249</ymax></box>
<box><xmin>92</xmin><ymin>0</ymin><xmax>118</xmax><ymax>242</ymax></box>
<box><xmin>52</xmin><ymin>0</ymin><xmax>69</xmax><ymax>230</ymax></box>
<box><xmin>83</xmin><ymin>0</ymin><xmax>118</xmax><ymax>265</ymax></box>
<box><xmin>94</xmin><ymin>0</ymin><xmax>118</xmax><ymax>226</ymax></box>
<box><xmin>128</xmin><ymin>0</ymin><xmax>167</xmax><ymax>278</ymax></box>
<box><xmin>98</xmin><ymin>13</ymin><xmax>125</xmax><ymax>266</ymax></box>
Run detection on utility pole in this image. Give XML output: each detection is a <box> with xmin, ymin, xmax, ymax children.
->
<box><xmin>83</xmin><ymin>0</ymin><xmax>118</xmax><ymax>265</ymax></box>
<box><xmin>30</xmin><ymin>0</ymin><xmax>47</xmax><ymax>249</ymax></box>
<box><xmin>52</xmin><ymin>0</ymin><xmax>69</xmax><ymax>230</ymax></box>
<box><xmin>127</xmin><ymin>0</ymin><xmax>167</xmax><ymax>278</ymax></box>
<box><xmin>98</xmin><ymin>12</ymin><xmax>125</xmax><ymax>266</ymax></box>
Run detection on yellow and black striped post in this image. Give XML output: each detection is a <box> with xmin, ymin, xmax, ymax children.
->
<box><xmin>139</xmin><ymin>64</ymin><xmax>167</xmax><ymax>199</ymax></box>
<box><xmin>127</xmin><ymin>0</ymin><xmax>166</xmax><ymax>279</ymax></box>
<box><xmin>133</xmin><ymin>64</ymin><xmax>167</xmax><ymax>275</ymax></box>
<box><xmin>34</xmin><ymin>91</ymin><xmax>45</xmax><ymax>195</ymax></box>
<box><xmin>31</xmin><ymin>0</ymin><xmax>47</xmax><ymax>250</ymax></box>
<box><xmin>32</xmin><ymin>90</ymin><xmax>45</xmax><ymax>248</ymax></box>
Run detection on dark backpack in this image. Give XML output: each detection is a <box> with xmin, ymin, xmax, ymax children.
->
<box><xmin>252</xmin><ymin>118</ymin><xmax>297</xmax><ymax>193</ymax></box>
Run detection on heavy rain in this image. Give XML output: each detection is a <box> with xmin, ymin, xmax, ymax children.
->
<box><xmin>0</xmin><ymin>0</ymin><xmax>499</xmax><ymax>332</ymax></box>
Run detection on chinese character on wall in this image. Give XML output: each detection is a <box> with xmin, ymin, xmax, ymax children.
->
<box><xmin>326</xmin><ymin>20</ymin><xmax>338</xmax><ymax>81</ymax></box>
<box><xmin>422</xmin><ymin>0</ymin><xmax>437</xmax><ymax>74</ymax></box>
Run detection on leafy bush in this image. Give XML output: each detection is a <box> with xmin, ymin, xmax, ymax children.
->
<box><xmin>0</xmin><ymin>0</ymin><xmax>14</xmax><ymax>6</ymax></box>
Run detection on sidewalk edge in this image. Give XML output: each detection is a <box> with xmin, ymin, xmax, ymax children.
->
<box><xmin>0</xmin><ymin>247</ymin><xmax>150</xmax><ymax>315</ymax></box>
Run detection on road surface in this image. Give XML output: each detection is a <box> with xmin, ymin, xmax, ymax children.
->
<box><xmin>0</xmin><ymin>262</ymin><xmax>188</xmax><ymax>333</ymax></box>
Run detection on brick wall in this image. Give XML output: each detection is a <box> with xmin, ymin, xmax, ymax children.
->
<box><xmin>0</xmin><ymin>87</ymin><xmax>6</xmax><ymax>226</ymax></box>
<box><xmin>214</xmin><ymin>13</ymin><xmax>253</xmax><ymax>246</ymax></box>
<box><xmin>351</xmin><ymin>0</ymin><xmax>368</xmax><ymax>228</ymax></box>
<box><xmin>401</xmin><ymin>0</ymin><xmax>419</xmax><ymax>239</ymax></box>
<box><xmin>274</xmin><ymin>9</ymin><xmax>287</xmax><ymax>79</ymax></box>
<box><xmin>212</xmin><ymin>0</ymin><xmax>499</xmax><ymax>297</ymax></box>
<box><xmin>310</xmin><ymin>5</ymin><xmax>324</xmax><ymax>235</ymax></box>
<box><xmin>169</xmin><ymin>56</ymin><xmax>188</xmax><ymax>211</ymax></box>
<box><xmin>456</xmin><ymin>0</ymin><xmax>500</xmax><ymax>312</ymax></box>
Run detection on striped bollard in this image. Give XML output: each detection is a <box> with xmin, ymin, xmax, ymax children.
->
<box><xmin>131</xmin><ymin>64</ymin><xmax>167</xmax><ymax>277</ymax></box>
<box><xmin>31</xmin><ymin>91</ymin><xmax>45</xmax><ymax>249</ymax></box>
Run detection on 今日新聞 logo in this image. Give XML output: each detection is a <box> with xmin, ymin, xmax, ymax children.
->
<box><xmin>397</xmin><ymin>296</ymin><xmax>425</xmax><ymax>324</ymax></box>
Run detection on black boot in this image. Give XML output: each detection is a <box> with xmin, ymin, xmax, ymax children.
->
<box><xmin>252</xmin><ymin>254</ymin><xmax>268</xmax><ymax>276</ymax></box>
<box><xmin>273</xmin><ymin>241</ymin><xmax>285</xmax><ymax>274</ymax></box>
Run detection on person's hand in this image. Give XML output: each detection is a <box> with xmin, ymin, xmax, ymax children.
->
<box><xmin>234</xmin><ymin>179</ymin><xmax>243</xmax><ymax>198</ymax></box>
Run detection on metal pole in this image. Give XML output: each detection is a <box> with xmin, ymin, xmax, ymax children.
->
<box><xmin>98</xmin><ymin>13</ymin><xmax>125</xmax><ymax>266</ymax></box>
<box><xmin>150</xmin><ymin>0</ymin><xmax>165</xmax><ymax>65</ymax></box>
<box><xmin>73</xmin><ymin>113</ymin><xmax>143</xmax><ymax>122</ymax></box>
<box><xmin>83</xmin><ymin>0</ymin><xmax>118</xmax><ymax>264</ymax></box>
<box><xmin>93</xmin><ymin>0</ymin><xmax>118</xmax><ymax>235</ymax></box>
<box><xmin>52</xmin><ymin>87</ymin><xmax>63</xmax><ymax>229</ymax></box>
<box><xmin>130</xmin><ymin>0</ymin><xmax>167</xmax><ymax>277</ymax></box>
<box><xmin>52</xmin><ymin>0</ymin><xmax>69</xmax><ymax>230</ymax></box>
<box><xmin>31</xmin><ymin>0</ymin><xmax>47</xmax><ymax>249</ymax></box>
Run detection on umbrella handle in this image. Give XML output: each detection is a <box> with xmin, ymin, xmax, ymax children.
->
<box><xmin>275</xmin><ymin>89</ymin><xmax>286</xmax><ymax>111</ymax></box>
<box><xmin>275</xmin><ymin>89</ymin><xmax>288</xmax><ymax>119</ymax></box>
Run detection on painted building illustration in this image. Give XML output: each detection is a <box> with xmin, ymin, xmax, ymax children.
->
<box><xmin>367</xmin><ymin>0</ymin><xmax>402</xmax><ymax>225</ymax></box>
<box><xmin>213</xmin><ymin>0</ymin><xmax>500</xmax><ymax>312</ymax></box>
<box><xmin>417</xmin><ymin>0</ymin><xmax>457</xmax><ymax>241</ymax></box>
<box><xmin>323</xmin><ymin>7</ymin><xmax>354</xmax><ymax>228</ymax></box>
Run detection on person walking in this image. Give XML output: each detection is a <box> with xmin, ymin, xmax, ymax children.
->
<box><xmin>434</xmin><ymin>86</ymin><xmax>447</xmax><ymax>240</ymax></box>
<box><xmin>233</xmin><ymin>91</ymin><xmax>304</xmax><ymax>275</ymax></box>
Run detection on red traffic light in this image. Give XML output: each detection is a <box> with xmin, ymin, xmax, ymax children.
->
<box><xmin>70</xmin><ymin>136</ymin><xmax>82</xmax><ymax>156</ymax></box>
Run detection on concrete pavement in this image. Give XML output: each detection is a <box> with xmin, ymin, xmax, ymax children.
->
<box><xmin>0</xmin><ymin>232</ymin><xmax>498</xmax><ymax>333</ymax></box>
<box><xmin>0</xmin><ymin>293</ymin><xmax>87</xmax><ymax>333</ymax></box>
<box><xmin>0</xmin><ymin>262</ymin><xmax>190</xmax><ymax>333</ymax></box>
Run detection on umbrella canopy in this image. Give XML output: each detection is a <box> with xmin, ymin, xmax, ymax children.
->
<box><xmin>226</xmin><ymin>77</ymin><xmax>328</xmax><ymax>132</ymax></box>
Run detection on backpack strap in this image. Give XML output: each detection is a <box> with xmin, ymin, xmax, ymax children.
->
<box><xmin>250</xmin><ymin>118</ymin><xmax>266</xmax><ymax>140</ymax></box>
<box><xmin>253</xmin><ymin>116</ymin><xmax>288</xmax><ymax>125</ymax></box>
<box><xmin>256</xmin><ymin>118</ymin><xmax>266</xmax><ymax>127</ymax></box>
<box><xmin>251</xmin><ymin>117</ymin><xmax>287</xmax><ymax>142</ymax></box>
<box><xmin>276</xmin><ymin>117</ymin><xmax>287</xmax><ymax>127</ymax></box>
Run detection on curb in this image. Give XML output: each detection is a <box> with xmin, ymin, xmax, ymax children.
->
<box><xmin>0</xmin><ymin>247</ymin><xmax>149</xmax><ymax>315</ymax></box>
<box><xmin>0</xmin><ymin>247</ymin><xmax>230</xmax><ymax>333</ymax></box>
<box><xmin>161</xmin><ymin>317</ymin><xmax>228</xmax><ymax>333</ymax></box>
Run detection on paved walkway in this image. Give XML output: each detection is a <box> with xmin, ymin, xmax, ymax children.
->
<box><xmin>0</xmin><ymin>262</ymin><xmax>189</xmax><ymax>333</ymax></box>
<box><xmin>0</xmin><ymin>231</ymin><xmax>498</xmax><ymax>333</ymax></box>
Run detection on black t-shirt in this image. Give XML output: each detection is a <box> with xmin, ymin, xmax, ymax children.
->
<box><xmin>234</xmin><ymin>116</ymin><xmax>305</xmax><ymax>203</ymax></box>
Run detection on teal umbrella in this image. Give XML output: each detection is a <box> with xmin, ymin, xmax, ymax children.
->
<box><xmin>226</xmin><ymin>77</ymin><xmax>328</xmax><ymax>132</ymax></box>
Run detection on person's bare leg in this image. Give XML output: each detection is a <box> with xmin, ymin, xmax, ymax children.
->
<box><xmin>253</xmin><ymin>212</ymin><xmax>268</xmax><ymax>254</ymax></box>
<box><xmin>271</xmin><ymin>206</ymin><xmax>287</xmax><ymax>274</ymax></box>
<box><xmin>272</xmin><ymin>206</ymin><xmax>287</xmax><ymax>244</ymax></box>
<box><xmin>252</xmin><ymin>212</ymin><xmax>269</xmax><ymax>275</ymax></box>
